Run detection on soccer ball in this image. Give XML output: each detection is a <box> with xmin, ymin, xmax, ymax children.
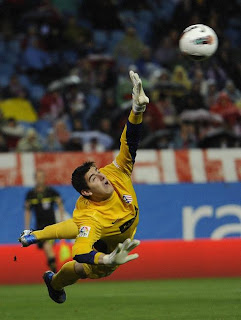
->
<box><xmin>179</xmin><ymin>24</ymin><xmax>218</xmax><ymax>60</ymax></box>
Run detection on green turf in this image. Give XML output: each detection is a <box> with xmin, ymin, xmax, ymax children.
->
<box><xmin>0</xmin><ymin>278</ymin><xmax>240</xmax><ymax>320</ymax></box>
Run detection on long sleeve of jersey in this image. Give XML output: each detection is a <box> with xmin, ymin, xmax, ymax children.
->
<box><xmin>72</xmin><ymin>211</ymin><xmax>103</xmax><ymax>265</ymax></box>
<box><xmin>114</xmin><ymin>111</ymin><xmax>143</xmax><ymax>176</ymax></box>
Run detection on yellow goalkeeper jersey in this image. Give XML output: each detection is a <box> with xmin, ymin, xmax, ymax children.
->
<box><xmin>72</xmin><ymin>111</ymin><xmax>142</xmax><ymax>263</ymax></box>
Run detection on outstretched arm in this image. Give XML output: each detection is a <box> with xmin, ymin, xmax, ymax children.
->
<box><xmin>114</xmin><ymin>71</ymin><xmax>149</xmax><ymax>176</ymax></box>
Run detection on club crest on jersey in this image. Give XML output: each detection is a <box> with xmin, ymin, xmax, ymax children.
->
<box><xmin>78</xmin><ymin>226</ymin><xmax>91</xmax><ymax>238</ymax></box>
<box><xmin>123</xmin><ymin>194</ymin><xmax>133</xmax><ymax>204</ymax></box>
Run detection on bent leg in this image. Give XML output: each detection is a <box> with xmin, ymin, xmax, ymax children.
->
<box><xmin>51</xmin><ymin>261</ymin><xmax>85</xmax><ymax>290</ymax></box>
<box><xmin>33</xmin><ymin>219</ymin><xmax>78</xmax><ymax>241</ymax></box>
<box><xmin>50</xmin><ymin>261</ymin><xmax>118</xmax><ymax>291</ymax></box>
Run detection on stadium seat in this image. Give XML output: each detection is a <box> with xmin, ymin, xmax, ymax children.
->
<box><xmin>18</xmin><ymin>74</ymin><xmax>32</xmax><ymax>90</ymax></box>
<box><xmin>8</xmin><ymin>39</ymin><xmax>21</xmax><ymax>54</ymax></box>
<box><xmin>30</xmin><ymin>85</ymin><xmax>45</xmax><ymax>101</ymax></box>
<box><xmin>0</xmin><ymin>74</ymin><xmax>10</xmax><ymax>87</ymax></box>
<box><xmin>0</xmin><ymin>63</ymin><xmax>14</xmax><ymax>76</ymax></box>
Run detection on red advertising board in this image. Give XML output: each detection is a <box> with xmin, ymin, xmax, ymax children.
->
<box><xmin>1</xmin><ymin>239</ymin><xmax>241</xmax><ymax>284</ymax></box>
<box><xmin>0</xmin><ymin>149</ymin><xmax>241</xmax><ymax>186</ymax></box>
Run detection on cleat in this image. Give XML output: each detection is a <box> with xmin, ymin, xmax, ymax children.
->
<box><xmin>18</xmin><ymin>230</ymin><xmax>37</xmax><ymax>247</ymax></box>
<box><xmin>43</xmin><ymin>271</ymin><xmax>66</xmax><ymax>304</ymax></box>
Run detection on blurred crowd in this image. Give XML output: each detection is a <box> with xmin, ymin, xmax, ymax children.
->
<box><xmin>0</xmin><ymin>0</ymin><xmax>240</xmax><ymax>152</ymax></box>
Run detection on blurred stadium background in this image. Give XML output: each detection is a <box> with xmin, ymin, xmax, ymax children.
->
<box><xmin>0</xmin><ymin>0</ymin><xmax>241</xmax><ymax>319</ymax></box>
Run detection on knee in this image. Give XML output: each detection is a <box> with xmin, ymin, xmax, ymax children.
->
<box><xmin>74</xmin><ymin>262</ymin><xmax>87</xmax><ymax>279</ymax></box>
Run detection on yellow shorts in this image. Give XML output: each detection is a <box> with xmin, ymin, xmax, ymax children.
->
<box><xmin>82</xmin><ymin>263</ymin><xmax>119</xmax><ymax>279</ymax></box>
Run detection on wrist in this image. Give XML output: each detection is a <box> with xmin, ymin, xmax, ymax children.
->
<box><xmin>98</xmin><ymin>253</ymin><xmax>111</xmax><ymax>265</ymax></box>
<box><xmin>132</xmin><ymin>103</ymin><xmax>146</xmax><ymax>114</ymax></box>
<box><xmin>102</xmin><ymin>254</ymin><xmax>113</xmax><ymax>265</ymax></box>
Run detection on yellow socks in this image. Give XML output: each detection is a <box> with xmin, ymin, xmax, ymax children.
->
<box><xmin>51</xmin><ymin>261</ymin><xmax>80</xmax><ymax>290</ymax></box>
<box><xmin>33</xmin><ymin>219</ymin><xmax>78</xmax><ymax>240</ymax></box>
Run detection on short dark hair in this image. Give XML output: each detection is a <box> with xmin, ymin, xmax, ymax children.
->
<box><xmin>71</xmin><ymin>161</ymin><xmax>95</xmax><ymax>197</ymax></box>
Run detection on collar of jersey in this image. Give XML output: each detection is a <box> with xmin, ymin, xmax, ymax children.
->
<box><xmin>90</xmin><ymin>190</ymin><xmax>116</xmax><ymax>207</ymax></box>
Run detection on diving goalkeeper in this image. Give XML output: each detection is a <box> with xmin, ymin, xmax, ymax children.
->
<box><xmin>19</xmin><ymin>70</ymin><xmax>149</xmax><ymax>304</ymax></box>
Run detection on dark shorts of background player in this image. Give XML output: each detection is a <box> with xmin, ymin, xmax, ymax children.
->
<box><xmin>36</xmin><ymin>239</ymin><xmax>55</xmax><ymax>249</ymax></box>
<box><xmin>37</xmin><ymin>240</ymin><xmax>46</xmax><ymax>249</ymax></box>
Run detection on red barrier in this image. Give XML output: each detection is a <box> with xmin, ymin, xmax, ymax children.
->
<box><xmin>1</xmin><ymin>150</ymin><xmax>241</xmax><ymax>186</ymax></box>
<box><xmin>1</xmin><ymin>239</ymin><xmax>241</xmax><ymax>284</ymax></box>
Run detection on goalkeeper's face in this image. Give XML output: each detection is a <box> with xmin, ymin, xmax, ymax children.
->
<box><xmin>83</xmin><ymin>166</ymin><xmax>114</xmax><ymax>201</ymax></box>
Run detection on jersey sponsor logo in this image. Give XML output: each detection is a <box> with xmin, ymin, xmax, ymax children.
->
<box><xmin>123</xmin><ymin>194</ymin><xmax>133</xmax><ymax>204</ymax></box>
<box><xmin>78</xmin><ymin>226</ymin><xmax>91</xmax><ymax>238</ymax></box>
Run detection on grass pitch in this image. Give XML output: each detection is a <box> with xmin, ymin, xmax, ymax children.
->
<box><xmin>0</xmin><ymin>278</ymin><xmax>240</xmax><ymax>320</ymax></box>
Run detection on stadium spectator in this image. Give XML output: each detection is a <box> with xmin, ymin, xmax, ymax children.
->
<box><xmin>1</xmin><ymin>117</ymin><xmax>25</xmax><ymax>137</ymax></box>
<box><xmin>154</xmin><ymin>36</ymin><xmax>177</xmax><ymax>67</ymax></box>
<box><xmin>171</xmin><ymin>65</ymin><xmax>191</xmax><ymax>93</ymax></box>
<box><xmin>206</xmin><ymin>61</ymin><xmax>227</xmax><ymax>90</ymax></box>
<box><xmin>135</xmin><ymin>46</ymin><xmax>160</xmax><ymax>79</ymax></box>
<box><xmin>64</xmin><ymin>84</ymin><xmax>87</xmax><ymax>121</ymax></box>
<box><xmin>39</xmin><ymin>89</ymin><xmax>65</xmax><ymax>121</ymax></box>
<box><xmin>95</xmin><ymin>62</ymin><xmax>116</xmax><ymax>91</ymax></box>
<box><xmin>54</xmin><ymin>120</ymin><xmax>71</xmax><ymax>148</ymax></box>
<box><xmin>223</xmin><ymin>80</ymin><xmax>241</xmax><ymax>103</ymax></box>
<box><xmin>1</xmin><ymin>118</ymin><xmax>25</xmax><ymax>150</ymax></box>
<box><xmin>0</xmin><ymin>0</ymin><xmax>240</xmax><ymax>151</ymax></box>
<box><xmin>210</xmin><ymin>92</ymin><xmax>241</xmax><ymax>130</ymax></box>
<box><xmin>70</xmin><ymin>58</ymin><xmax>96</xmax><ymax>89</ymax></box>
<box><xmin>63</xmin><ymin>16</ymin><xmax>91</xmax><ymax>50</ymax></box>
<box><xmin>173</xmin><ymin>121</ymin><xmax>197</xmax><ymax>149</ymax></box>
<box><xmin>2</xmin><ymin>74</ymin><xmax>28</xmax><ymax>99</ymax></box>
<box><xmin>17</xmin><ymin>128</ymin><xmax>43</xmax><ymax>152</ymax></box>
<box><xmin>144</xmin><ymin>101</ymin><xmax>165</xmax><ymax>132</ymax></box>
<box><xmin>181</xmin><ymin>81</ymin><xmax>206</xmax><ymax>112</ymax></box>
<box><xmin>113</xmin><ymin>27</ymin><xmax>145</xmax><ymax>62</ymax></box>
<box><xmin>72</xmin><ymin>118</ymin><xmax>84</xmax><ymax>132</ymax></box>
<box><xmin>43</xmin><ymin>129</ymin><xmax>62</xmax><ymax>152</ymax></box>
<box><xmin>64</xmin><ymin>136</ymin><xmax>83</xmax><ymax>151</ymax></box>
<box><xmin>0</xmin><ymin>132</ymin><xmax>8</xmax><ymax>152</ymax></box>
<box><xmin>191</xmin><ymin>67</ymin><xmax>209</xmax><ymax>97</ymax></box>
<box><xmin>21</xmin><ymin>39</ymin><xmax>52</xmax><ymax>72</ymax></box>
<box><xmin>154</xmin><ymin>93</ymin><xmax>176</xmax><ymax>127</ymax></box>
<box><xmin>82</xmin><ymin>137</ymin><xmax>105</xmax><ymax>153</ymax></box>
<box><xmin>204</xmin><ymin>80</ymin><xmax>219</xmax><ymax>108</ymax></box>
<box><xmin>91</xmin><ymin>92</ymin><xmax>118</xmax><ymax>129</ymax></box>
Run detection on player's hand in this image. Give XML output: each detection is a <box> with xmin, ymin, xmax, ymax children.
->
<box><xmin>129</xmin><ymin>70</ymin><xmax>149</xmax><ymax>113</ymax></box>
<box><xmin>103</xmin><ymin>238</ymin><xmax>140</xmax><ymax>265</ymax></box>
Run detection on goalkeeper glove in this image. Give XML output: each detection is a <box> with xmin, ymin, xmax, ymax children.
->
<box><xmin>103</xmin><ymin>238</ymin><xmax>140</xmax><ymax>266</ymax></box>
<box><xmin>129</xmin><ymin>70</ymin><xmax>149</xmax><ymax>113</ymax></box>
